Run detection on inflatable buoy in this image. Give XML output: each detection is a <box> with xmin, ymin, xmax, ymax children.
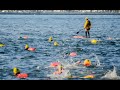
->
<box><xmin>69</xmin><ymin>52</ymin><xmax>77</xmax><ymax>57</ymax></box>
<box><xmin>48</xmin><ymin>36</ymin><xmax>53</xmax><ymax>42</ymax></box>
<box><xmin>50</xmin><ymin>62</ymin><xmax>60</xmax><ymax>67</ymax></box>
<box><xmin>91</xmin><ymin>39</ymin><xmax>97</xmax><ymax>44</ymax></box>
<box><xmin>13</xmin><ymin>67</ymin><xmax>20</xmax><ymax>75</ymax></box>
<box><xmin>23</xmin><ymin>36</ymin><xmax>28</xmax><ymax>39</ymax></box>
<box><xmin>83</xmin><ymin>59</ymin><xmax>91</xmax><ymax>67</ymax></box>
<box><xmin>83</xmin><ymin>75</ymin><xmax>94</xmax><ymax>79</ymax></box>
<box><xmin>16</xmin><ymin>73</ymin><xmax>28</xmax><ymax>79</ymax></box>
<box><xmin>54</xmin><ymin>41</ymin><xmax>59</xmax><ymax>46</ymax></box>
<box><xmin>0</xmin><ymin>44</ymin><xmax>5</xmax><ymax>47</ymax></box>
<box><xmin>28</xmin><ymin>47</ymin><xmax>36</xmax><ymax>51</ymax></box>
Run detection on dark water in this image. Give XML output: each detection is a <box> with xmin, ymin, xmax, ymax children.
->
<box><xmin>0</xmin><ymin>15</ymin><xmax>120</xmax><ymax>80</ymax></box>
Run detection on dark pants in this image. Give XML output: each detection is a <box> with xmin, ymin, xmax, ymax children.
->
<box><xmin>85</xmin><ymin>29</ymin><xmax>90</xmax><ymax>38</ymax></box>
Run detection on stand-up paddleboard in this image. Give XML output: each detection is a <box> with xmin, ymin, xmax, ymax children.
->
<box><xmin>73</xmin><ymin>36</ymin><xmax>86</xmax><ymax>39</ymax></box>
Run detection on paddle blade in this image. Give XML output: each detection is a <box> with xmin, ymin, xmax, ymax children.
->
<box><xmin>76</xmin><ymin>31</ymin><xmax>79</xmax><ymax>34</ymax></box>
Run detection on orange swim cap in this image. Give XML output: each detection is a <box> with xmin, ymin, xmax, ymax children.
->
<box><xmin>83</xmin><ymin>59</ymin><xmax>91</xmax><ymax>67</ymax></box>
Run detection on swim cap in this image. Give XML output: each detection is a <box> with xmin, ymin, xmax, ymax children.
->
<box><xmin>58</xmin><ymin>64</ymin><xmax>63</xmax><ymax>70</ymax></box>
<box><xmin>0</xmin><ymin>44</ymin><xmax>5</xmax><ymax>47</ymax></box>
<box><xmin>83</xmin><ymin>59</ymin><xmax>91</xmax><ymax>67</ymax></box>
<box><xmin>54</xmin><ymin>41</ymin><xmax>59</xmax><ymax>46</ymax></box>
<box><xmin>25</xmin><ymin>44</ymin><xmax>29</xmax><ymax>49</ymax></box>
<box><xmin>91</xmin><ymin>39</ymin><xmax>97</xmax><ymax>44</ymax></box>
<box><xmin>48</xmin><ymin>36</ymin><xmax>53</xmax><ymax>42</ymax></box>
<box><xmin>13</xmin><ymin>67</ymin><xmax>20</xmax><ymax>75</ymax></box>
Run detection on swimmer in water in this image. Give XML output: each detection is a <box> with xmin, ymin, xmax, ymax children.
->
<box><xmin>53</xmin><ymin>64</ymin><xmax>64</xmax><ymax>75</ymax></box>
<box><xmin>24</xmin><ymin>44</ymin><xmax>36</xmax><ymax>51</ymax></box>
<box><xmin>74</xmin><ymin>59</ymin><xmax>92</xmax><ymax>67</ymax></box>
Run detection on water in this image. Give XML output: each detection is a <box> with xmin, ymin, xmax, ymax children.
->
<box><xmin>0</xmin><ymin>14</ymin><xmax>120</xmax><ymax>80</ymax></box>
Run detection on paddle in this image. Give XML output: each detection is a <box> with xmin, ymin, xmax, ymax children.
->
<box><xmin>76</xmin><ymin>29</ymin><xmax>84</xmax><ymax>34</ymax></box>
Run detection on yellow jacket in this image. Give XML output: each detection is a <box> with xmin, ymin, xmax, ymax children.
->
<box><xmin>84</xmin><ymin>20</ymin><xmax>91</xmax><ymax>30</ymax></box>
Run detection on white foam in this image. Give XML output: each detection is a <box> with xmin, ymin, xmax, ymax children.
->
<box><xmin>101</xmin><ymin>66</ymin><xmax>120</xmax><ymax>80</ymax></box>
<box><xmin>47</xmin><ymin>70</ymin><xmax>72</xmax><ymax>80</ymax></box>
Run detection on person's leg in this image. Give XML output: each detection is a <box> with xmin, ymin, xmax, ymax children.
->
<box><xmin>88</xmin><ymin>31</ymin><xmax>90</xmax><ymax>38</ymax></box>
<box><xmin>85</xmin><ymin>31</ymin><xmax>87</xmax><ymax>38</ymax></box>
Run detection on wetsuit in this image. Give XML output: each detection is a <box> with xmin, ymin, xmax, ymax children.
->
<box><xmin>84</xmin><ymin>19</ymin><xmax>91</xmax><ymax>38</ymax></box>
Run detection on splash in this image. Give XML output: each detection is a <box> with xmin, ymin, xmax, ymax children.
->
<box><xmin>47</xmin><ymin>70</ymin><xmax>72</xmax><ymax>80</ymax></box>
<box><xmin>92</xmin><ymin>53</ymin><xmax>101</xmax><ymax>67</ymax></box>
<box><xmin>101</xmin><ymin>66</ymin><xmax>120</xmax><ymax>80</ymax></box>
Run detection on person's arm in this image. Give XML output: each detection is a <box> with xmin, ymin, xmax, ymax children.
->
<box><xmin>84</xmin><ymin>21</ymin><xmax>88</xmax><ymax>29</ymax></box>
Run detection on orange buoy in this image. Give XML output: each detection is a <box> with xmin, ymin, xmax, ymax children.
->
<box><xmin>83</xmin><ymin>59</ymin><xmax>91</xmax><ymax>67</ymax></box>
<box><xmin>50</xmin><ymin>62</ymin><xmax>60</xmax><ymax>67</ymax></box>
<box><xmin>83</xmin><ymin>75</ymin><xmax>94</xmax><ymax>79</ymax></box>
<box><xmin>23</xmin><ymin>36</ymin><xmax>28</xmax><ymax>39</ymax></box>
<box><xmin>69</xmin><ymin>52</ymin><xmax>77</xmax><ymax>57</ymax></box>
<box><xmin>16</xmin><ymin>73</ymin><xmax>28</xmax><ymax>79</ymax></box>
<box><xmin>28</xmin><ymin>47</ymin><xmax>36</xmax><ymax>51</ymax></box>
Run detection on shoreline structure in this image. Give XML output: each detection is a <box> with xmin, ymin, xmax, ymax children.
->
<box><xmin>0</xmin><ymin>10</ymin><xmax>120</xmax><ymax>15</ymax></box>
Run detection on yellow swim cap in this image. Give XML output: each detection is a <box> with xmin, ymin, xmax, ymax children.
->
<box><xmin>0</xmin><ymin>44</ymin><xmax>5</xmax><ymax>47</ymax></box>
<box><xmin>25</xmin><ymin>44</ymin><xmax>29</xmax><ymax>49</ymax></box>
<box><xmin>48</xmin><ymin>36</ymin><xmax>53</xmax><ymax>42</ymax></box>
<box><xmin>83</xmin><ymin>59</ymin><xmax>91</xmax><ymax>67</ymax></box>
<box><xmin>13</xmin><ymin>67</ymin><xmax>20</xmax><ymax>75</ymax></box>
<box><xmin>54</xmin><ymin>41</ymin><xmax>59</xmax><ymax>46</ymax></box>
<box><xmin>91</xmin><ymin>39</ymin><xmax>97</xmax><ymax>44</ymax></box>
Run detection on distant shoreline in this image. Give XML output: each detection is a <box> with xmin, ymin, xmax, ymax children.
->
<box><xmin>0</xmin><ymin>13</ymin><xmax>120</xmax><ymax>15</ymax></box>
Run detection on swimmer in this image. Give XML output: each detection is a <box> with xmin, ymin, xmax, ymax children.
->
<box><xmin>53</xmin><ymin>64</ymin><xmax>64</xmax><ymax>75</ymax></box>
<box><xmin>18</xmin><ymin>36</ymin><xmax>28</xmax><ymax>40</ymax></box>
<box><xmin>13</xmin><ymin>67</ymin><xmax>28</xmax><ymax>78</ymax></box>
<box><xmin>25</xmin><ymin>44</ymin><xmax>36</xmax><ymax>51</ymax></box>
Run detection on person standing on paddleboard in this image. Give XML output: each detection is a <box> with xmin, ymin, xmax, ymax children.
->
<box><xmin>84</xmin><ymin>17</ymin><xmax>91</xmax><ymax>38</ymax></box>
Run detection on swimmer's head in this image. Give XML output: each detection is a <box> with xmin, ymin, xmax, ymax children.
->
<box><xmin>13</xmin><ymin>67</ymin><xmax>20</xmax><ymax>75</ymax></box>
<box><xmin>85</xmin><ymin>17</ymin><xmax>88</xmax><ymax>20</ymax></box>
<box><xmin>58</xmin><ymin>64</ymin><xmax>63</xmax><ymax>69</ymax></box>
<box><xmin>25</xmin><ymin>44</ymin><xmax>29</xmax><ymax>50</ymax></box>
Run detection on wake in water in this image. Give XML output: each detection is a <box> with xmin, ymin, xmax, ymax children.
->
<box><xmin>92</xmin><ymin>53</ymin><xmax>101</xmax><ymax>67</ymax></box>
<box><xmin>47</xmin><ymin>70</ymin><xmax>72</xmax><ymax>80</ymax></box>
<box><xmin>101</xmin><ymin>66</ymin><xmax>120</xmax><ymax>80</ymax></box>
